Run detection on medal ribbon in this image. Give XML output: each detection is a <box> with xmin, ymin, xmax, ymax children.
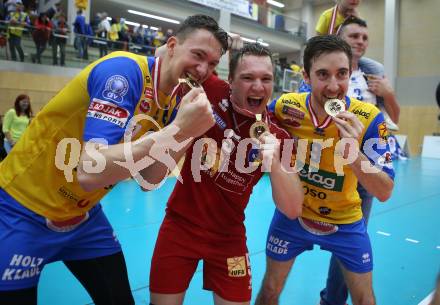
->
<box><xmin>151</xmin><ymin>57</ymin><xmax>182</xmax><ymax>110</ymax></box>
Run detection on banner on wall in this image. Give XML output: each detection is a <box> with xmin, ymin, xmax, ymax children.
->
<box><xmin>188</xmin><ymin>0</ymin><xmax>253</xmax><ymax>19</ymax></box>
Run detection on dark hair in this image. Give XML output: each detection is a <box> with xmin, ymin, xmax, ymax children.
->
<box><xmin>14</xmin><ymin>94</ymin><xmax>32</xmax><ymax>118</ymax></box>
<box><xmin>229</xmin><ymin>43</ymin><xmax>273</xmax><ymax>79</ymax></box>
<box><xmin>339</xmin><ymin>16</ymin><xmax>368</xmax><ymax>35</ymax></box>
<box><xmin>175</xmin><ymin>15</ymin><xmax>228</xmax><ymax>55</ymax></box>
<box><xmin>303</xmin><ymin>35</ymin><xmax>352</xmax><ymax>76</ymax></box>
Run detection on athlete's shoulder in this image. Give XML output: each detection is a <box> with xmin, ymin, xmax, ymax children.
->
<box><xmin>268</xmin><ymin>113</ymin><xmax>290</xmax><ymax>140</ymax></box>
<box><xmin>349</xmin><ymin>97</ymin><xmax>380</xmax><ymax>124</ymax></box>
<box><xmin>275</xmin><ymin>92</ymin><xmax>308</xmax><ymax>113</ymax></box>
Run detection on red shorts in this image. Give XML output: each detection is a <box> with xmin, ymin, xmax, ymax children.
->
<box><xmin>149</xmin><ymin>214</ymin><xmax>252</xmax><ymax>302</ymax></box>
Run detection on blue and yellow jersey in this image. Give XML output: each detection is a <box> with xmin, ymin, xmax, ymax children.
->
<box><xmin>270</xmin><ymin>93</ymin><xmax>394</xmax><ymax>224</ymax></box>
<box><xmin>0</xmin><ymin>51</ymin><xmax>179</xmax><ymax>221</ymax></box>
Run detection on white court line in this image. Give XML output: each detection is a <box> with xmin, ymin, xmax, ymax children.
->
<box><xmin>418</xmin><ymin>291</ymin><xmax>434</xmax><ymax>305</ymax></box>
<box><xmin>376</xmin><ymin>231</ymin><xmax>391</xmax><ymax>236</ymax></box>
<box><xmin>405</xmin><ymin>238</ymin><xmax>420</xmax><ymax>243</ymax></box>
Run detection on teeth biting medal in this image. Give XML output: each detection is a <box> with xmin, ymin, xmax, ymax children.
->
<box><xmin>178</xmin><ymin>74</ymin><xmax>201</xmax><ymax>89</ymax></box>
<box><xmin>324</xmin><ymin>98</ymin><xmax>345</xmax><ymax>117</ymax></box>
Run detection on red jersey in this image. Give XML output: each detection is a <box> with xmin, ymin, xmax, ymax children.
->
<box><xmin>166</xmin><ymin>78</ymin><xmax>290</xmax><ymax>235</ymax></box>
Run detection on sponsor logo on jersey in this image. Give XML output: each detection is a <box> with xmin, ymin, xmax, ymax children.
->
<box><xmin>227</xmin><ymin>256</ymin><xmax>247</xmax><ymax>277</ymax></box>
<box><xmin>143</xmin><ymin>87</ymin><xmax>153</xmax><ymax>99</ymax></box>
<box><xmin>218</xmin><ymin>98</ymin><xmax>229</xmax><ymax>112</ymax></box>
<box><xmin>139</xmin><ymin>99</ymin><xmax>151</xmax><ymax>113</ymax></box>
<box><xmin>378</xmin><ymin>122</ymin><xmax>388</xmax><ymax>144</ymax></box>
<box><xmin>352</xmin><ymin>108</ymin><xmax>371</xmax><ymax>119</ymax></box>
<box><xmin>281</xmin><ymin>105</ymin><xmax>305</xmax><ymax>120</ymax></box>
<box><xmin>377</xmin><ymin>151</ymin><xmax>393</xmax><ymax>169</ymax></box>
<box><xmin>280</xmin><ymin>98</ymin><xmax>301</xmax><ymax>108</ymax></box>
<box><xmin>87</xmin><ymin>98</ymin><xmax>130</xmax><ymax>128</ymax></box>
<box><xmin>102</xmin><ymin>75</ymin><xmax>129</xmax><ymax>103</ymax></box>
<box><xmin>283</xmin><ymin>118</ymin><xmax>301</xmax><ymax>128</ymax></box>
<box><xmin>298</xmin><ymin>163</ymin><xmax>344</xmax><ymax>191</ymax></box>
<box><xmin>213</xmin><ymin>110</ymin><xmax>226</xmax><ymax>130</ymax></box>
<box><xmin>318</xmin><ymin>206</ymin><xmax>332</xmax><ymax>215</ymax></box>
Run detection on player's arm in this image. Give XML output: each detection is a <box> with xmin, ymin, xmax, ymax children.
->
<box><xmin>261</xmin><ymin>133</ymin><xmax>303</xmax><ymax>219</ymax></box>
<box><xmin>333</xmin><ymin>111</ymin><xmax>394</xmax><ymax>202</ymax></box>
<box><xmin>76</xmin><ymin>58</ymin><xmax>214</xmax><ymax>192</ymax></box>
<box><xmin>78</xmin><ymin>88</ymin><xmax>214</xmax><ymax>192</ymax></box>
<box><xmin>367</xmin><ymin>75</ymin><xmax>400</xmax><ymax>123</ymax></box>
<box><xmin>136</xmin><ymin>89</ymin><xmax>214</xmax><ymax>189</ymax></box>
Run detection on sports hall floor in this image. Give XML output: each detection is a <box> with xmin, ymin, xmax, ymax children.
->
<box><xmin>38</xmin><ymin>157</ymin><xmax>440</xmax><ymax>305</ymax></box>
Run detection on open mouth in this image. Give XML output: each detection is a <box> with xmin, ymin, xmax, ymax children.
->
<box><xmin>247</xmin><ymin>97</ymin><xmax>264</xmax><ymax>108</ymax></box>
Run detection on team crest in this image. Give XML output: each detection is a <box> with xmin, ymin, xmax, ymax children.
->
<box><xmin>102</xmin><ymin>75</ymin><xmax>129</xmax><ymax>103</ymax></box>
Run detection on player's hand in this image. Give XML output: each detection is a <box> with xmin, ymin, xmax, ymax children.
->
<box><xmin>228</xmin><ymin>33</ymin><xmax>244</xmax><ymax>51</ymax></box>
<box><xmin>332</xmin><ymin>111</ymin><xmax>364</xmax><ymax>140</ymax></box>
<box><xmin>367</xmin><ymin>75</ymin><xmax>394</xmax><ymax>98</ymax></box>
<box><xmin>172</xmin><ymin>88</ymin><xmax>215</xmax><ymax>139</ymax></box>
<box><xmin>332</xmin><ymin>111</ymin><xmax>363</xmax><ymax>158</ymax></box>
<box><xmin>258</xmin><ymin>132</ymin><xmax>281</xmax><ymax>170</ymax></box>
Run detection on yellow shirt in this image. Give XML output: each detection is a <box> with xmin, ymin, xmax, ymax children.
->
<box><xmin>0</xmin><ymin>51</ymin><xmax>179</xmax><ymax>221</ymax></box>
<box><xmin>315</xmin><ymin>7</ymin><xmax>345</xmax><ymax>35</ymax></box>
<box><xmin>2</xmin><ymin>108</ymin><xmax>30</xmax><ymax>142</ymax></box>
<box><xmin>272</xmin><ymin>93</ymin><xmax>394</xmax><ymax>224</ymax></box>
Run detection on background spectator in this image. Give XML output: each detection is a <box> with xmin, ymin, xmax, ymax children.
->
<box><xmin>2</xmin><ymin>93</ymin><xmax>32</xmax><ymax>154</ymax></box>
<box><xmin>51</xmin><ymin>13</ymin><xmax>67</xmax><ymax>66</ymax></box>
<box><xmin>31</xmin><ymin>12</ymin><xmax>52</xmax><ymax>64</ymax></box>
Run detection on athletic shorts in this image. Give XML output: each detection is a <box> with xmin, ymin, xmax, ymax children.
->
<box><xmin>149</xmin><ymin>214</ymin><xmax>252</xmax><ymax>302</ymax></box>
<box><xmin>0</xmin><ymin>188</ymin><xmax>122</xmax><ymax>290</ymax></box>
<box><xmin>266</xmin><ymin>209</ymin><xmax>373</xmax><ymax>273</ymax></box>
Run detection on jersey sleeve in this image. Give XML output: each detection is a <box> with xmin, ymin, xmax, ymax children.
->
<box><xmin>84</xmin><ymin>56</ymin><xmax>143</xmax><ymax>144</ymax></box>
<box><xmin>361</xmin><ymin>112</ymin><xmax>395</xmax><ymax>179</ymax></box>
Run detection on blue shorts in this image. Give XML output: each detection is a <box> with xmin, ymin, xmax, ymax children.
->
<box><xmin>0</xmin><ymin>188</ymin><xmax>121</xmax><ymax>290</ymax></box>
<box><xmin>266</xmin><ymin>209</ymin><xmax>373</xmax><ymax>273</ymax></box>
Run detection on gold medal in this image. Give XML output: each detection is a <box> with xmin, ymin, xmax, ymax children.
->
<box><xmin>249</xmin><ymin>114</ymin><xmax>269</xmax><ymax>140</ymax></box>
<box><xmin>178</xmin><ymin>75</ymin><xmax>201</xmax><ymax>89</ymax></box>
<box><xmin>324</xmin><ymin>99</ymin><xmax>345</xmax><ymax>117</ymax></box>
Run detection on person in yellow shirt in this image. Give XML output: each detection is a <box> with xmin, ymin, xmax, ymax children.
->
<box><xmin>0</xmin><ymin>14</ymin><xmax>228</xmax><ymax>305</ymax></box>
<box><xmin>255</xmin><ymin>35</ymin><xmax>394</xmax><ymax>305</ymax></box>
<box><xmin>5</xmin><ymin>1</ymin><xmax>30</xmax><ymax>62</ymax></box>
<box><xmin>2</xmin><ymin>94</ymin><xmax>32</xmax><ymax>154</ymax></box>
<box><xmin>315</xmin><ymin>0</ymin><xmax>361</xmax><ymax>35</ymax></box>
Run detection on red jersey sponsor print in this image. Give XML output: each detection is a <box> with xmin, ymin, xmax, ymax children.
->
<box><xmin>166</xmin><ymin>79</ymin><xmax>291</xmax><ymax>235</ymax></box>
<box><xmin>87</xmin><ymin>98</ymin><xmax>130</xmax><ymax>128</ymax></box>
